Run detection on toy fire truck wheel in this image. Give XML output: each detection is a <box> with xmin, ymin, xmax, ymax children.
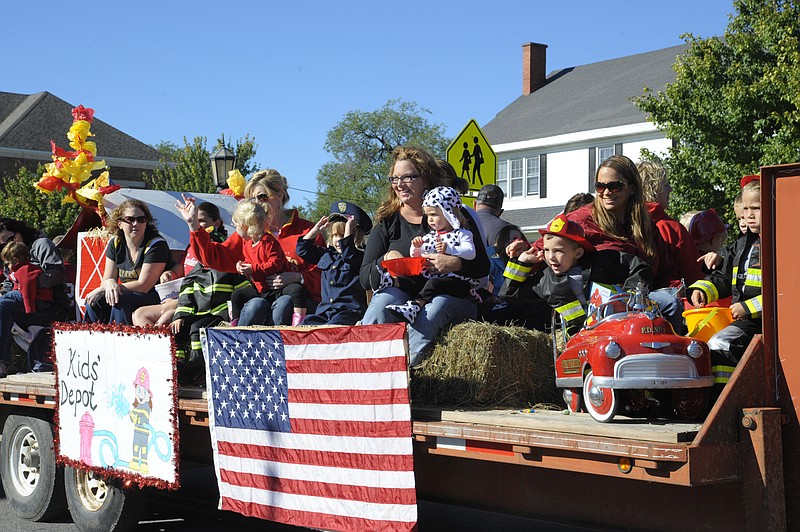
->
<box><xmin>563</xmin><ymin>388</ymin><xmax>582</xmax><ymax>413</ymax></box>
<box><xmin>672</xmin><ymin>388</ymin><xmax>710</xmax><ymax>421</ymax></box>
<box><xmin>65</xmin><ymin>466</ymin><xmax>147</xmax><ymax>532</ymax></box>
<box><xmin>583</xmin><ymin>371</ymin><xmax>617</xmax><ymax>422</ymax></box>
<box><xmin>0</xmin><ymin>412</ymin><xmax>68</xmax><ymax>521</ymax></box>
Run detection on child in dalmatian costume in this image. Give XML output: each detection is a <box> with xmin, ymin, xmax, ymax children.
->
<box><xmin>386</xmin><ymin>186</ymin><xmax>478</xmax><ymax>323</ymax></box>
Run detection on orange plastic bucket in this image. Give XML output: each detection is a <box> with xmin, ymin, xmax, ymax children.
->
<box><xmin>381</xmin><ymin>257</ymin><xmax>426</xmax><ymax>276</ymax></box>
<box><xmin>683</xmin><ymin>307</ymin><xmax>734</xmax><ymax>342</ymax></box>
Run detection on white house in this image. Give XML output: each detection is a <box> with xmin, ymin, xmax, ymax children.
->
<box><xmin>483</xmin><ymin>42</ymin><xmax>687</xmax><ymax>233</ymax></box>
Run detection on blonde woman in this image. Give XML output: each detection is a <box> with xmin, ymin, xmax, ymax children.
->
<box><xmin>176</xmin><ymin>169</ymin><xmax>323</xmax><ymax>325</ymax></box>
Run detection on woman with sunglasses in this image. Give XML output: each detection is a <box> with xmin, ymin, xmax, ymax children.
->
<box><xmin>0</xmin><ymin>218</ymin><xmax>70</xmax><ymax>376</ymax></box>
<box><xmin>359</xmin><ymin>146</ymin><xmax>489</xmax><ymax>367</ymax></box>
<box><xmin>507</xmin><ymin>154</ymin><xmax>684</xmax><ymax>332</ymax></box>
<box><xmin>84</xmin><ymin>200</ymin><xmax>172</xmax><ymax>325</ymax></box>
<box><xmin>176</xmin><ymin>169</ymin><xmax>323</xmax><ymax>326</ymax></box>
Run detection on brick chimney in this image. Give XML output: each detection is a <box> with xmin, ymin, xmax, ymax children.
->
<box><xmin>522</xmin><ymin>42</ymin><xmax>548</xmax><ymax>95</ymax></box>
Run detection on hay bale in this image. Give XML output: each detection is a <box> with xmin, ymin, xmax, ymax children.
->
<box><xmin>411</xmin><ymin>321</ymin><xmax>559</xmax><ymax>408</ymax></box>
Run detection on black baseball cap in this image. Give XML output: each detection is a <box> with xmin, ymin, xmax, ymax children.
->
<box><xmin>476</xmin><ymin>184</ymin><xmax>504</xmax><ymax>209</ymax></box>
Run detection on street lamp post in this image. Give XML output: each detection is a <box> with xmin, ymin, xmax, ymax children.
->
<box><xmin>210</xmin><ymin>135</ymin><xmax>236</xmax><ymax>190</ymax></box>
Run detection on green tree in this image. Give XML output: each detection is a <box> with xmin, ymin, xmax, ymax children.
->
<box><xmin>145</xmin><ymin>135</ymin><xmax>258</xmax><ymax>193</ymax></box>
<box><xmin>0</xmin><ymin>166</ymin><xmax>81</xmax><ymax>238</ymax></box>
<box><xmin>635</xmin><ymin>0</ymin><xmax>800</xmax><ymax>222</ymax></box>
<box><xmin>309</xmin><ymin>99</ymin><xmax>449</xmax><ymax>220</ymax></box>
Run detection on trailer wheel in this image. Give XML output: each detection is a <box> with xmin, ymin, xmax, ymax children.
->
<box><xmin>64</xmin><ymin>466</ymin><xmax>147</xmax><ymax>532</ymax></box>
<box><xmin>583</xmin><ymin>371</ymin><xmax>617</xmax><ymax>422</ymax></box>
<box><xmin>0</xmin><ymin>413</ymin><xmax>68</xmax><ymax>521</ymax></box>
<box><xmin>672</xmin><ymin>388</ymin><xmax>709</xmax><ymax>421</ymax></box>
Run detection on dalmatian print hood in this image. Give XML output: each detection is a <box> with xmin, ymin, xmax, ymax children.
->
<box><xmin>423</xmin><ymin>186</ymin><xmax>463</xmax><ymax>230</ymax></box>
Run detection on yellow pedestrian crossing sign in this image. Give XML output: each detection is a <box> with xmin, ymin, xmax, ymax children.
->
<box><xmin>446</xmin><ymin>119</ymin><xmax>496</xmax><ymax>193</ymax></box>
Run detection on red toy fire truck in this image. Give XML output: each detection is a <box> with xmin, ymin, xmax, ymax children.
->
<box><xmin>554</xmin><ymin>286</ymin><xmax>714</xmax><ymax>422</ymax></box>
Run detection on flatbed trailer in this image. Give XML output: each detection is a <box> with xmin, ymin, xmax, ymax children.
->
<box><xmin>0</xmin><ymin>163</ymin><xmax>798</xmax><ymax>531</ymax></box>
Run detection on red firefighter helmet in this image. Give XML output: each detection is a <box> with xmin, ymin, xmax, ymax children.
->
<box><xmin>133</xmin><ymin>367</ymin><xmax>151</xmax><ymax>394</ymax></box>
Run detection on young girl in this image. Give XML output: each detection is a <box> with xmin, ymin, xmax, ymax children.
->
<box><xmin>297</xmin><ymin>201</ymin><xmax>371</xmax><ymax>325</ymax></box>
<box><xmin>385</xmin><ymin>186</ymin><xmax>478</xmax><ymax>323</ymax></box>
<box><xmin>1</xmin><ymin>242</ymin><xmax>53</xmax><ymax>314</ymax></box>
<box><xmin>225</xmin><ymin>199</ymin><xmax>307</xmax><ymax>325</ymax></box>
<box><xmin>688</xmin><ymin>178</ymin><xmax>762</xmax><ymax>390</ymax></box>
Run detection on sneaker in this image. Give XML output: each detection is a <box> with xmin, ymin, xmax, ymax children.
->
<box><xmin>291</xmin><ymin>313</ymin><xmax>305</xmax><ymax>326</ymax></box>
<box><xmin>387</xmin><ymin>301</ymin><xmax>422</xmax><ymax>324</ymax></box>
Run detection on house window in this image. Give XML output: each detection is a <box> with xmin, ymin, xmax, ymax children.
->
<box><xmin>497</xmin><ymin>160</ymin><xmax>507</xmax><ymax>195</ymax></box>
<box><xmin>596</xmin><ymin>146</ymin><xmax>615</xmax><ymax>171</ymax></box>
<box><xmin>526</xmin><ymin>157</ymin><xmax>540</xmax><ymax>196</ymax></box>
<box><xmin>497</xmin><ymin>155</ymin><xmax>543</xmax><ymax>198</ymax></box>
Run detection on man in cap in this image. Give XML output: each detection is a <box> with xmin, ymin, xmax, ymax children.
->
<box><xmin>475</xmin><ymin>184</ymin><xmax>512</xmax><ymax>248</ymax></box>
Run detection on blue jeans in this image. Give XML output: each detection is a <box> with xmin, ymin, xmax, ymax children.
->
<box><xmin>361</xmin><ymin>287</ymin><xmax>477</xmax><ymax>366</ymax></box>
<box><xmin>0</xmin><ymin>290</ymin><xmax>67</xmax><ymax>363</ymax></box>
<box><xmin>84</xmin><ymin>291</ymin><xmax>160</xmax><ymax>325</ymax></box>
<box><xmin>650</xmin><ymin>289</ymin><xmax>686</xmax><ymax>335</ymax></box>
<box><xmin>239</xmin><ymin>294</ymin><xmax>318</xmax><ymax>326</ymax></box>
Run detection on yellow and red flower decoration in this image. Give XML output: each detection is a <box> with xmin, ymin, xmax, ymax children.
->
<box><xmin>35</xmin><ymin>105</ymin><xmax>121</xmax><ymax>216</ymax></box>
<box><xmin>219</xmin><ymin>168</ymin><xmax>246</xmax><ymax>200</ymax></box>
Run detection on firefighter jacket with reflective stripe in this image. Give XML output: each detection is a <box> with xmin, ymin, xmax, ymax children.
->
<box><xmin>173</xmin><ymin>265</ymin><xmax>250</xmax><ymax>321</ymax></box>
<box><xmin>500</xmin><ymin>249</ymin><xmax>652</xmax><ymax>329</ymax></box>
<box><xmin>688</xmin><ymin>230</ymin><xmax>762</xmax><ymax>319</ymax></box>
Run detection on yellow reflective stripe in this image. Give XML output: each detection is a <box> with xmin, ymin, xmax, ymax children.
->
<box><xmin>190</xmin><ymin>340</ymin><xmax>202</xmax><ymax>350</ymax></box>
<box><xmin>689</xmin><ymin>279</ymin><xmax>719</xmax><ymax>303</ymax></box>
<box><xmin>556</xmin><ymin>300</ymin><xmax>586</xmax><ymax>321</ymax></box>
<box><xmin>744</xmin><ymin>295</ymin><xmax>762</xmax><ymax>317</ymax></box>
<box><xmin>503</xmin><ymin>260</ymin><xmax>533</xmax><ymax>282</ymax></box>
<box><xmin>175</xmin><ymin>305</ymin><xmax>195</xmax><ymax>314</ymax></box>
<box><xmin>744</xmin><ymin>268</ymin><xmax>761</xmax><ymax>287</ymax></box>
<box><xmin>175</xmin><ymin>349</ymin><xmax>186</xmax><ymax>360</ymax></box>
<box><xmin>712</xmin><ymin>364</ymin><xmax>735</xmax><ymax>384</ymax></box>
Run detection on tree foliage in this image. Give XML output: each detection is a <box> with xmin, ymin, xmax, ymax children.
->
<box><xmin>309</xmin><ymin>99</ymin><xmax>449</xmax><ymax>220</ymax></box>
<box><xmin>0</xmin><ymin>165</ymin><xmax>81</xmax><ymax>238</ymax></box>
<box><xmin>145</xmin><ymin>135</ymin><xmax>258</xmax><ymax>193</ymax></box>
<box><xmin>635</xmin><ymin>0</ymin><xmax>800</xmax><ymax>222</ymax></box>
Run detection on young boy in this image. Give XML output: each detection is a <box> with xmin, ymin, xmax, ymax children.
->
<box><xmin>688</xmin><ymin>178</ymin><xmax>761</xmax><ymax>387</ymax></box>
<box><xmin>297</xmin><ymin>201</ymin><xmax>372</xmax><ymax>325</ymax></box>
<box><xmin>1</xmin><ymin>241</ymin><xmax>53</xmax><ymax>314</ymax></box>
<box><xmin>501</xmin><ymin>214</ymin><xmax>652</xmax><ymax>333</ymax></box>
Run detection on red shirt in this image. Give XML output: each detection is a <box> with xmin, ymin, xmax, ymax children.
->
<box><xmin>647</xmin><ymin>203</ymin><xmax>704</xmax><ymax>286</ymax></box>
<box><xmin>189</xmin><ymin>209</ymin><xmax>324</xmax><ymax>302</ymax></box>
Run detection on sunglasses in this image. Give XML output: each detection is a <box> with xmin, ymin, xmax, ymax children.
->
<box><xmin>255</xmin><ymin>193</ymin><xmax>272</xmax><ymax>203</ymax></box>
<box><xmin>121</xmin><ymin>216</ymin><xmax>148</xmax><ymax>225</ymax></box>
<box><xmin>594</xmin><ymin>181</ymin><xmax>628</xmax><ymax>193</ymax></box>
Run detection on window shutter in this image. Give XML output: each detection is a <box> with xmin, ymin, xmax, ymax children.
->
<box><xmin>539</xmin><ymin>154</ymin><xmax>547</xmax><ymax>199</ymax></box>
<box><xmin>588</xmin><ymin>147</ymin><xmax>596</xmax><ymax>191</ymax></box>
<box><xmin>614</xmin><ymin>143</ymin><xmax>623</xmax><ymax>155</ymax></box>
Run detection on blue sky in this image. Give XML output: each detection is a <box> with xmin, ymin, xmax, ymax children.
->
<box><xmin>2</xmin><ymin>1</ymin><xmax>734</xmax><ymax>208</ymax></box>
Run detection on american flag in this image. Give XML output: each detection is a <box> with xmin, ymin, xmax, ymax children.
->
<box><xmin>203</xmin><ymin>323</ymin><xmax>416</xmax><ymax>531</ymax></box>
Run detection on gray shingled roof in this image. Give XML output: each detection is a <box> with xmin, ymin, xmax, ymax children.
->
<box><xmin>503</xmin><ymin>205</ymin><xmax>564</xmax><ymax>231</ymax></box>
<box><xmin>0</xmin><ymin>91</ymin><xmax>161</xmax><ymax>161</ymax></box>
<box><xmin>483</xmin><ymin>44</ymin><xmax>688</xmax><ymax>145</ymax></box>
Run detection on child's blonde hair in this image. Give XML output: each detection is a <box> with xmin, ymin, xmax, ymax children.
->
<box><xmin>742</xmin><ymin>180</ymin><xmax>760</xmax><ymax>196</ymax></box>
<box><xmin>233</xmin><ymin>199</ymin><xmax>268</xmax><ymax>241</ymax></box>
<box><xmin>679</xmin><ymin>210</ymin><xmax>701</xmax><ymax>232</ymax></box>
<box><xmin>326</xmin><ymin>220</ymin><xmax>366</xmax><ymax>249</ymax></box>
<box><xmin>1</xmin><ymin>241</ymin><xmax>30</xmax><ymax>266</ymax></box>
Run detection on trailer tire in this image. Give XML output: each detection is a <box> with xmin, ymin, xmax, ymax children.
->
<box><xmin>64</xmin><ymin>466</ymin><xmax>147</xmax><ymax>532</ymax></box>
<box><xmin>0</xmin><ymin>412</ymin><xmax>68</xmax><ymax>521</ymax></box>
